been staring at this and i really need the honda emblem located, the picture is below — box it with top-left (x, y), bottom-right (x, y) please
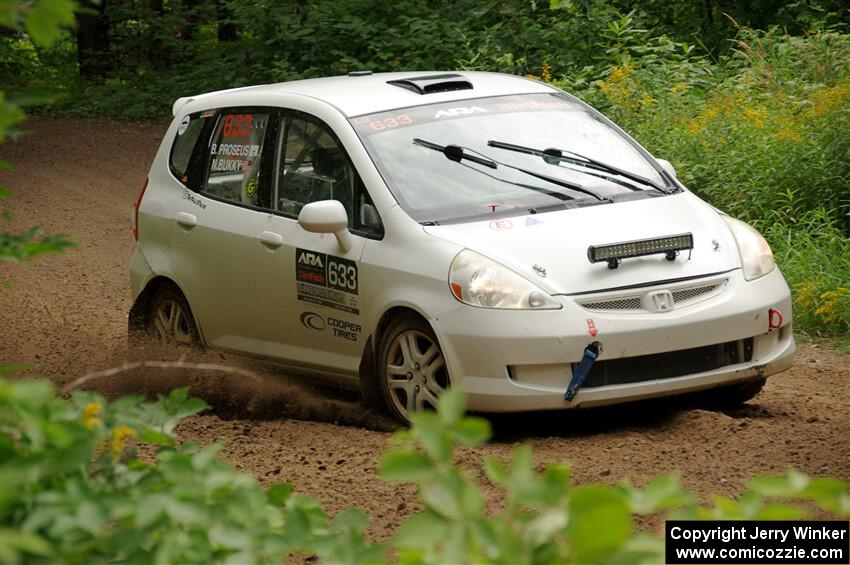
top-left (648, 290), bottom-right (674, 312)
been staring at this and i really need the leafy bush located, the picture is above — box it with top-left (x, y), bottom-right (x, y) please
top-left (380, 389), bottom-right (850, 564)
top-left (557, 27), bottom-right (850, 338)
top-left (3, 379), bottom-right (848, 564)
top-left (0, 379), bottom-right (380, 564)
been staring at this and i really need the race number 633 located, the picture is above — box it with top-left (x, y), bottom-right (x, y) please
top-left (327, 258), bottom-right (358, 293)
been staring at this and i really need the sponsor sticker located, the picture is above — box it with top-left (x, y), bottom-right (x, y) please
top-left (245, 178), bottom-right (257, 199)
top-left (210, 143), bottom-right (260, 157)
top-left (177, 115), bottom-right (190, 135)
top-left (434, 106), bottom-right (489, 119)
top-left (295, 248), bottom-right (359, 314)
top-left (299, 311), bottom-right (326, 330)
top-left (182, 190), bottom-right (207, 210)
top-left (489, 219), bottom-right (513, 231)
top-left (299, 311), bottom-right (361, 342)
top-left (210, 158), bottom-right (246, 173)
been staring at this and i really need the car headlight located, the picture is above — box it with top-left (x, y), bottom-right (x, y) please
top-left (722, 216), bottom-right (775, 281)
top-left (449, 249), bottom-right (561, 309)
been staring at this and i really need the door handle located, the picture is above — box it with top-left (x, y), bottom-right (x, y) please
top-left (260, 231), bottom-right (283, 248)
top-left (176, 212), bottom-right (197, 228)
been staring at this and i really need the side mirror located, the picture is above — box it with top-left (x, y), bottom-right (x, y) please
top-left (298, 200), bottom-right (353, 252)
top-left (656, 158), bottom-right (677, 180)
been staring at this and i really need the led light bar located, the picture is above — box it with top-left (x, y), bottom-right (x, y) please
top-left (588, 233), bottom-right (693, 269)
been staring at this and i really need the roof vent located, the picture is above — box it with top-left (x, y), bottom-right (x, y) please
top-left (387, 73), bottom-right (473, 95)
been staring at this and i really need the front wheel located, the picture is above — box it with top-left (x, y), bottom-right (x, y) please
top-left (148, 286), bottom-right (200, 347)
top-left (378, 317), bottom-right (450, 424)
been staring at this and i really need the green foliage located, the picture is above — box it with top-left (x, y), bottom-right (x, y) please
top-left (0, 1), bottom-right (76, 43)
top-left (2, 380), bottom-right (848, 564)
top-left (3, 0), bottom-right (844, 119)
top-left (557, 27), bottom-right (850, 337)
top-left (0, 379), bottom-right (382, 564)
top-left (0, 1), bottom-right (77, 279)
top-left (0, 225), bottom-right (75, 264)
top-left (379, 389), bottom-right (849, 564)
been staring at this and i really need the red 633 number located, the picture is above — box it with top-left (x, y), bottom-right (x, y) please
top-left (368, 114), bottom-right (413, 131)
top-left (223, 114), bottom-right (253, 137)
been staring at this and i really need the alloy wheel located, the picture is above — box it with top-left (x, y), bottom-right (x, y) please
top-left (151, 299), bottom-right (194, 346)
top-left (385, 329), bottom-right (449, 421)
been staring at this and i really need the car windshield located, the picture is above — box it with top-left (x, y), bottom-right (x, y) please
top-left (350, 93), bottom-right (671, 224)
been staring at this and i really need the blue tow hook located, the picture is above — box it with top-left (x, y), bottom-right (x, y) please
top-left (565, 342), bottom-right (601, 401)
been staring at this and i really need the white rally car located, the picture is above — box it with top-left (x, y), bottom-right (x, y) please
top-left (129, 71), bottom-right (795, 423)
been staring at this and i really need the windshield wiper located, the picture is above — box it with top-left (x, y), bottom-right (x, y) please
top-left (487, 140), bottom-right (668, 193)
top-left (413, 138), bottom-right (497, 169)
top-left (414, 139), bottom-right (573, 202)
top-left (413, 138), bottom-right (606, 201)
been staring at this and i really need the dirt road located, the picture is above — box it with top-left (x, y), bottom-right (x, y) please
top-left (2, 117), bottom-right (848, 539)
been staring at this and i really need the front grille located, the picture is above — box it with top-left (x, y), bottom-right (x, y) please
top-left (582, 297), bottom-right (642, 311)
top-left (580, 280), bottom-right (726, 312)
top-left (672, 283), bottom-right (717, 303)
top-left (580, 338), bottom-right (754, 388)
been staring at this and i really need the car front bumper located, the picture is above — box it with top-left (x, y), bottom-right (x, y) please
top-left (431, 267), bottom-right (795, 413)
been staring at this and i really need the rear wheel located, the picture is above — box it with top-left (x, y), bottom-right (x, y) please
top-left (378, 317), bottom-right (450, 424)
top-left (148, 286), bottom-right (200, 347)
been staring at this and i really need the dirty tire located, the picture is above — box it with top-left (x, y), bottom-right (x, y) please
top-left (378, 317), bottom-right (449, 425)
top-left (705, 378), bottom-right (766, 408)
top-left (148, 285), bottom-right (201, 348)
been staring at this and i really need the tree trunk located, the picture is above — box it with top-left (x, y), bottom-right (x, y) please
top-left (703, 0), bottom-right (714, 30)
top-left (75, 0), bottom-right (110, 78)
top-left (148, 0), bottom-right (168, 70)
top-left (217, 0), bottom-right (238, 41)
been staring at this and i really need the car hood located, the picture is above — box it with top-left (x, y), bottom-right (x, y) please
top-left (423, 193), bottom-right (741, 295)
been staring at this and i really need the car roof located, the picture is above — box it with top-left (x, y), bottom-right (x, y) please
top-left (173, 71), bottom-right (559, 118)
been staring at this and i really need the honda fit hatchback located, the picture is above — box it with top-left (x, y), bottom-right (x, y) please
top-left (129, 71), bottom-right (795, 423)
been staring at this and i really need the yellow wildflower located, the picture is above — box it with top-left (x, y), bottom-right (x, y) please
top-left (83, 403), bottom-right (103, 429)
top-left (681, 117), bottom-right (702, 134)
top-left (608, 64), bottom-right (630, 84)
top-left (743, 106), bottom-right (767, 129)
top-left (703, 105), bottom-right (720, 121)
top-left (816, 288), bottom-right (849, 325)
top-left (774, 127), bottom-right (802, 143)
top-left (111, 426), bottom-right (136, 461)
top-left (541, 61), bottom-right (553, 83)
top-left (809, 80), bottom-right (850, 117)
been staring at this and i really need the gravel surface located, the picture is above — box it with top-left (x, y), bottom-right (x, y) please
top-left (2, 116), bottom-right (848, 541)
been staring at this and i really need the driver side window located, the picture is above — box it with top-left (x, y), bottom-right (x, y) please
top-left (276, 116), bottom-right (353, 217)
top-left (275, 113), bottom-right (381, 236)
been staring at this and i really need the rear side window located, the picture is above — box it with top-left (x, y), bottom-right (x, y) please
top-left (206, 111), bottom-right (271, 207)
top-left (169, 112), bottom-right (214, 188)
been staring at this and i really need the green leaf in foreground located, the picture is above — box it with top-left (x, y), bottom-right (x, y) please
top-left (568, 484), bottom-right (632, 563)
top-left (379, 450), bottom-right (433, 481)
top-left (24, 0), bottom-right (77, 47)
